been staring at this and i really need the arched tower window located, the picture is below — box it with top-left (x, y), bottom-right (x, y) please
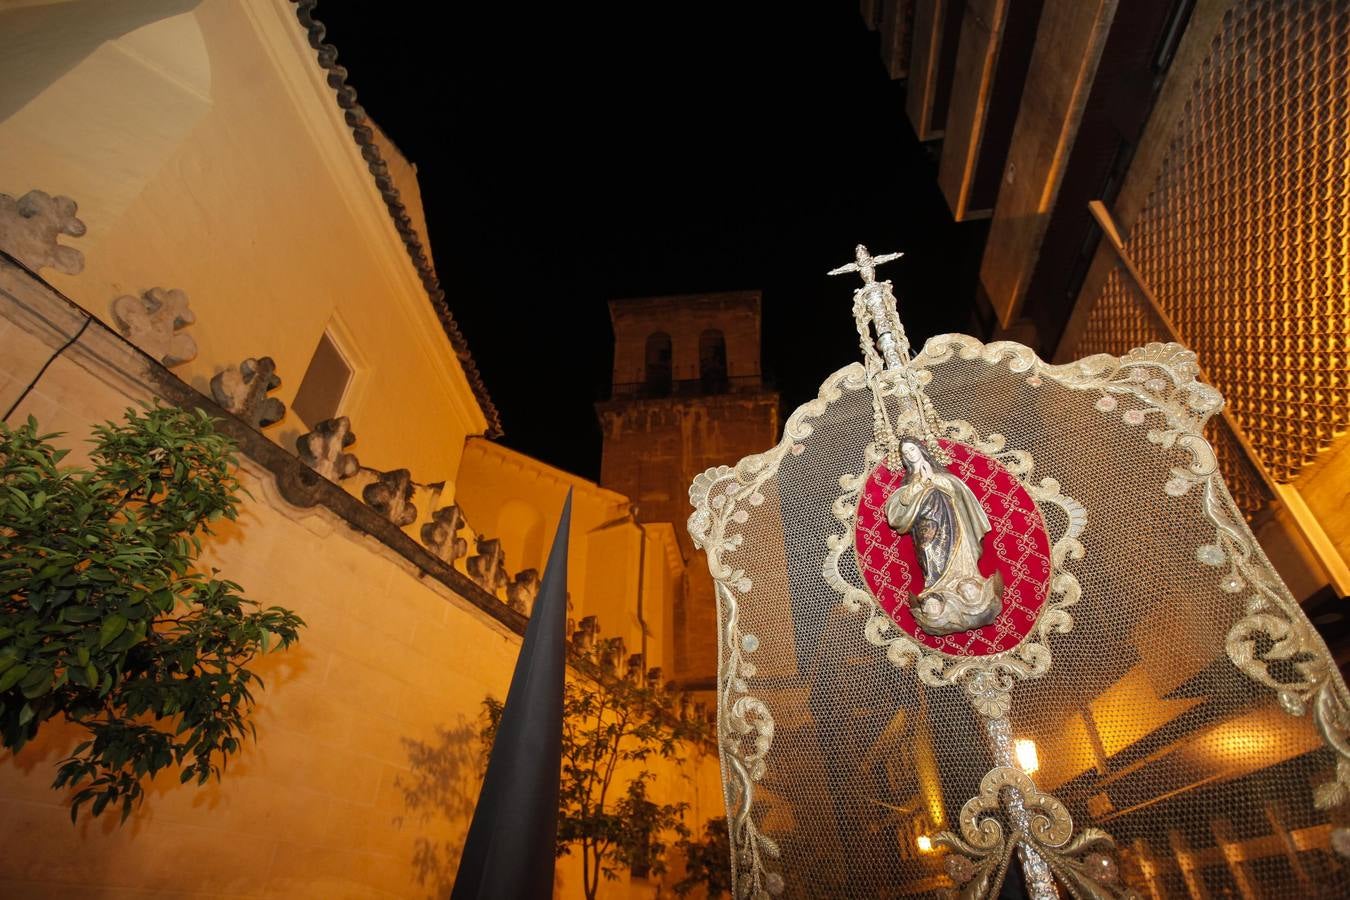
top-left (699, 329), bottom-right (728, 394)
top-left (645, 331), bottom-right (672, 397)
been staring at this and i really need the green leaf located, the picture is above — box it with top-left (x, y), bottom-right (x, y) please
top-left (1, 405), bottom-right (304, 827)
top-left (98, 614), bottom-right (127, 648)
top-left (106, 629), bottom-right (143, 653)
top-left (20, 665), bottom-right (52, 698)
top-left (0, 663), bottom-right (29, 692)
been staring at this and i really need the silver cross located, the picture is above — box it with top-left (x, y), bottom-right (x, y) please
top-left (827, 243), bottom-right (904, 284)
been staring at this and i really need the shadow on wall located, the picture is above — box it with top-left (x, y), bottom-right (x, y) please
top-left (0, 0), bottom-right (205, 122)
top-left (394, 717), bottom-right (484, 898)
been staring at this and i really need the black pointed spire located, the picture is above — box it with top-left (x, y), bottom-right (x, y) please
top-left (451, 490), bottom-right (571, 899)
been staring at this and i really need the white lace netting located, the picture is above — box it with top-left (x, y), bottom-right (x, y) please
top-left (688, 335), bottom-right (1350, 899)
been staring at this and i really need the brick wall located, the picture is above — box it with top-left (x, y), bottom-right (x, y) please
top-left (599, 391), bottom-right (779, 688)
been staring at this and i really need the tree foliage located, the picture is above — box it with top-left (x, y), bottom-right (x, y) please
top-left (481, 650), bottom-right (704, 900)
top-left (675, 816), bottom-right (733, 898)
top-left (0, 405), bottom-right (303, 822)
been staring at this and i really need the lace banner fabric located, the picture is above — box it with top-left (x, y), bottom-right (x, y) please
top-left (688, 336), bottom-right (1350, 899)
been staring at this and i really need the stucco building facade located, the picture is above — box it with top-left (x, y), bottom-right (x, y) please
top-left (0, 1), bottom-right (721, 896)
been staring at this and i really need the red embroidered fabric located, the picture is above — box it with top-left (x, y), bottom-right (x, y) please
top-left (854, 440), bottom-right (1051, 656)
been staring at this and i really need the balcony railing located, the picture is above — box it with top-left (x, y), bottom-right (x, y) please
top-left (607, 374), bottom-right (768, 401)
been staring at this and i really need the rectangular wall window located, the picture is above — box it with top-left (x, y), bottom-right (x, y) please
top-left (292, 330), bottom-right (353, 427)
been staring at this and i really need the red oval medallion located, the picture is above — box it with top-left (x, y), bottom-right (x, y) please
top-left (854, 440), bottom-right (1051, 656)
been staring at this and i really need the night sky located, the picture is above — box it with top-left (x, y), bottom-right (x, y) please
top-left (313, 3), bottom-right (988, 481)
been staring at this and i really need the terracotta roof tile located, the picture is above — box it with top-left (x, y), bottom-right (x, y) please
top-left (291, 0), bottom-right (503, 437)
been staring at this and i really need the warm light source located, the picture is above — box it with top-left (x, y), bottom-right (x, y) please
top-left (916, 834), bottom-right (933, 853)
top-left (1014, 738), bottom-right (1040, 774)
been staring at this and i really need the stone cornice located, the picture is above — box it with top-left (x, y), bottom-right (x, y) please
top-left (0, 253), bottom-right (521, 638)
top-left (462, 436), bottom-right (632, 509)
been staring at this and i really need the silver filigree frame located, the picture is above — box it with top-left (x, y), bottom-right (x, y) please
top-left (821, 367), bottom-right (1087, 719)
top-left (919, 336), bottom-right (1350, 808)
top-left (935, 766), bottom-right (1141, 900)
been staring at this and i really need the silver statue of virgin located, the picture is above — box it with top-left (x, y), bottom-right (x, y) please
top-left (885, 438), bottom-right (1004, 635)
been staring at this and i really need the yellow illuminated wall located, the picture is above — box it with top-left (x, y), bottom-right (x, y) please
top-left (0, 0), bottom-right (490, 486)
top-left (454, 437), bottom-right (686, 679)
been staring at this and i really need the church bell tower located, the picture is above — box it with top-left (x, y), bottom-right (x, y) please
top-left (596, 291), bottom-right (780, 690)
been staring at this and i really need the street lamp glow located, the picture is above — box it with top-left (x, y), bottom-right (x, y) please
top-left (1014, 738), bottom-right (1040, 775)
top-left (917, 834), bottom-right (933, 853)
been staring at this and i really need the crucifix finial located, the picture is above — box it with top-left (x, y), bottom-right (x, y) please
top-left (827, 243), bottom-right (903, 284)
top-left (830, 241), bottom-right (910, 373)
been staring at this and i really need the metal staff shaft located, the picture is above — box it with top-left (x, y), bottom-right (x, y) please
top-left (986, 716), bottom-right (1059, 900)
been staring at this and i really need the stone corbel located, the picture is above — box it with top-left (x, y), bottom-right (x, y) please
top-left (296, 417), bottom-right (360, 482)
top-left (466, 536), bottom-right (509, 594)
top-left (422, 504), bottom-right (470, 564)
top-left (362, 468), bottom-right (417, 527)
top-left (211, 357), bottom-right (286, 429)
top-left (0, 190), bottom-right (86, 275)
top-left (110, 287), bottom-right (197, 367)
top-left (505, 568), bottom-right (540, 615)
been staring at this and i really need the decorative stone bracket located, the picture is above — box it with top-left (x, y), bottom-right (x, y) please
top-left (296, 417), bottom-right (359, 482)
top-left (0, 189), bottom-right (86, 275)
top-left (362, 468), bottom-right (417, 527)
top-left (211, 357), bottom-right (285, 429)
top-left (505, 568), bottom-right (540, 615)
top-left (571, 615), bottom-right (600, 657)
top-left (598, 636), bottom-right (627, 676)
top-left (467, 536), bottom-right (509, 594)
top-left (421, 504), bottom-right (470, 564)
top-left (645, 666), bottom-right (664, 692)
top-left (110, 287), bottom-right (197, 367)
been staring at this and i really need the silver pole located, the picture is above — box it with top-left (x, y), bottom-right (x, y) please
top-left (986, 716), bottom-right (1059, 899)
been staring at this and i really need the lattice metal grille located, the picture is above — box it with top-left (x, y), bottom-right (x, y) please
top-left (1075, 0), bottom-right (1350, 495)
top-left (1205, 412), bottom-right (1274, 521)
top-left (1077, 269), bottom-right (1167, 359)
top-left (1078, 272), bottom-right (1274, 519)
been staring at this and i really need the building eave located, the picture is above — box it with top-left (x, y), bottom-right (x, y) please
top-left (462, 436), bottom-right (633, 509)
top-left (290, 0), bottom-right (503, 437)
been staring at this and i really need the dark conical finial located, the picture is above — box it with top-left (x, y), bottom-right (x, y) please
top-left (451, 489), bottom-right (572, 899)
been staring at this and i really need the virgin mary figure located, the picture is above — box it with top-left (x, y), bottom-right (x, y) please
top-left (884, 439), bottom-right (1004, 635)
